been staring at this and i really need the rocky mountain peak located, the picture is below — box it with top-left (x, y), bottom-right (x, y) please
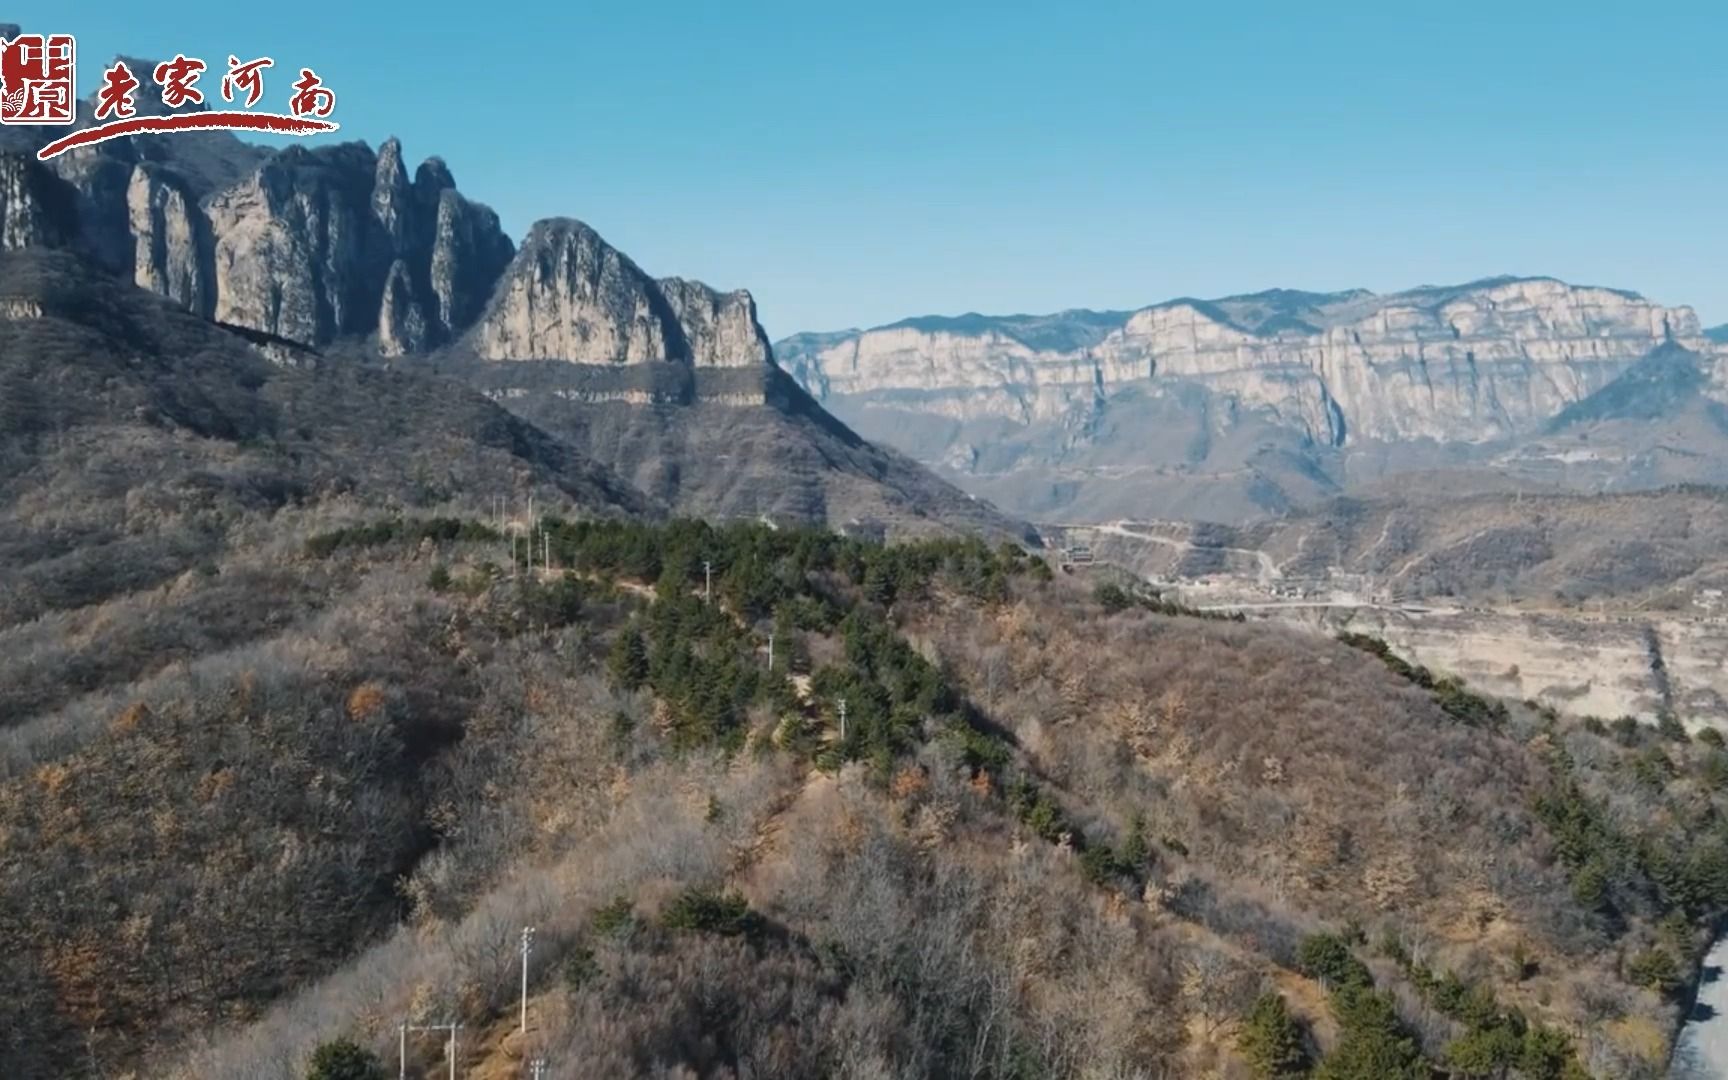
top-left (468, 217), bottom-right (773, 371)
top-left (413, 156), bottom-right (456, 197)
top-left (17, 118), bottom-right (773, 377)
top-left (21, 122), bottom-right (516, 353)
top-left (470, 217), bottom-right (677, 364)
top-left (371, 136), bottom-right (412, 248)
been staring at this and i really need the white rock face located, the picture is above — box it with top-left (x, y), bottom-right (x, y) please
top-left (127, 164), bottom-right (208, 314)
top-left (658, 277), bottom-right (772, 368)
top-left (206, 148), bottom-right (368, 344)
top-left (469, 218), bottom-right (773, 371)
top-left (471, 218), bottom-right (674, 364)
top-left (32, 134), bottom-right (515, 351)
top-left (423, 184), bottom-right (514, 345)
top-left (782, 279), bottom-right (1707, 445)
top-left (9, 136), bottom-right (768, 380)
top-left (378, 258), bottom-right (426, 356)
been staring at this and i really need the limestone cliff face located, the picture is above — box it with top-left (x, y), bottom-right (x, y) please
top-left (378, 259), bottom-right (427, 356)
top-left (126, 164), bottom-right (209, 313)
top-left (468, 218), bottom-right (773, 371)
top-left (34, 128), bottom-right (514, 352)
top-left (16, 118), bottom-right (773, 383)
top-left (204, 144), bottom-right (376, 343)
top-left (0, 155), bottom-right (73, 251)
top-left (781, 278), bottom-right (1707, 446)
top-left (658, 277), bottom-right (773, 368)
top-left (199, 140), bottom-right (515, 349)
top-left (471, 218), bottom-right (676, 363)
top-left (417, 162), bottom-right (515, 352)
top-left (6, 76), bottom-right (763, 375)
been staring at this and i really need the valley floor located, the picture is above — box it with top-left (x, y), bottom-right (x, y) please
top-left (1672, 933), bottom-right (1728, 1078)
top-left (1049, 517), bottom-right (1728, 729)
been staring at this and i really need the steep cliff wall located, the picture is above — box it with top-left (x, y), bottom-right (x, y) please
top-left (28, 124), bottom-right (776, 386)
top-left (43, 134), bottom-right (516, 351)
top-left (780, 279), bottom-right (1707, 446)
top-left (0, 92), bottom-right (1007, 539)
top-left (466, 218), bottom-right (773, 375)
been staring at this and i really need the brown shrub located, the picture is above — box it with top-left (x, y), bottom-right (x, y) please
top-left (345, 682), bottom-right (388, 722)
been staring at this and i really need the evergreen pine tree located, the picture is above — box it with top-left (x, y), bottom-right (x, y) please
top-left (1118, 812), bottom-right (1150, 873)
top-left (1237, 992), bottom-right (1309, 1078)
top-left (607, 625), bottom-right (649, 690)
top-left (863, 560), bottom-right (896, 607)
top-left (306, 1038), bottom-right (385, 1080)
top-left (1315, 989), bottom-right (1423, 1080)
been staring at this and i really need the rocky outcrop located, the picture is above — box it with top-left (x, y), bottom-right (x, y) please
top-left (31, 127), bottom-right (514, 351)
top-left (127, 164), bottom-right (210, 313)
top-left (199, 140), bottom-right (517, 348)
top-left (368, 141), bottom-right (513, 355)
top-left (11, 89), bottom-right (757, 373)
top-left (204, 144), bottom-right (375, 343)
top-left (0, 154), bottom-right (74, 251)
top-left (378, 258), bottom-right (427, 355)
top-left (14, 116), bottom-right (775, 380)
top-left (780, 278), bottom-right (1707, 446)
top-left (0, 51), bottom-right (1028, 542)
top-left (658, 278), bottom-right (773, 368)
top-left (468, 219), bottom-right (774, 372)
top-left (410, 155), bottom-right (514, 351)
top-left (370, 138), bottom-right (413, 252)
top-left (471, 218), bottom-right (678, 364)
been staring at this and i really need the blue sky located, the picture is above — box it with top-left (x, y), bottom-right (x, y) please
top-left (13, 1), bottom-right (1728, 336)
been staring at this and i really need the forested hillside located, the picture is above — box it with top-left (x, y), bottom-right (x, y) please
top-left (6, 516), bottom-right (1702, 1079)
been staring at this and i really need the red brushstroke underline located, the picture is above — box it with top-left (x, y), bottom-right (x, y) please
top-left (36, 111), bottom-right (339, 160)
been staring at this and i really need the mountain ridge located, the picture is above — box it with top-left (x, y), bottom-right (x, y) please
top-left (0, 58), bottom-right (1030, 541)
top-left (799, 274), bottom-right (1653, 344)
top-left (773, 276), bottom-right (1718, 523)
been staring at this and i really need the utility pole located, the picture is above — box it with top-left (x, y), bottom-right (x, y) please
top-left (520, 925), bottom-right (536, 1034)
top-left (766, 631), bottom-right (774, 673)
top-left (703, 560), bottom-right (713, 604)
top-left (405, 1020), bottom-right (459, 1080)
top-left (398, 1021), bottom-right (406, 1080)
top-left (543, 532), bottom-right (551, 573)
top-left (837, 697), bottom-right (847, 742)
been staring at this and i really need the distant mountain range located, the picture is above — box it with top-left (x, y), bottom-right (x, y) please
top-left (777, 281), bottom-right (1728, 522)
